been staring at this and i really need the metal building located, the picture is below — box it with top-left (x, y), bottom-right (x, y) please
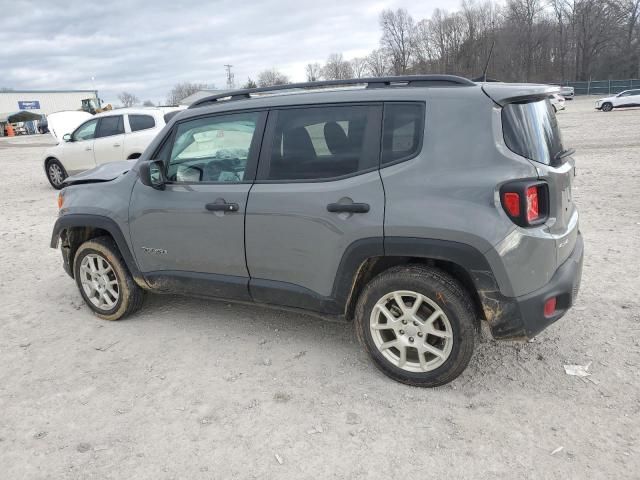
top-left (0, 90), bottom-right (98, 115)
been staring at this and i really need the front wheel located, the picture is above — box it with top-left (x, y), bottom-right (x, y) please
top-left (73, 236), bottom-right (144, 320)
top-left (601, 102), bottom-right (613, 112)
top-left (46, 158), bottom-right (67, 189)
top-left (355, 265), bottom-right (476, 387)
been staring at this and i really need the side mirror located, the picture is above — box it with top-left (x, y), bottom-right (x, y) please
top-left (138, 160), bottom-right (166, 190)
top-left (63, 133), bottom-right (72, 142)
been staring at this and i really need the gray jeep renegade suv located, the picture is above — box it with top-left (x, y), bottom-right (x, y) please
top-left (51, 75), bottom-right (583, 387)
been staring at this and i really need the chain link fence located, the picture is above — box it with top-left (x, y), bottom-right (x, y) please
top-left (559, 79), bottom-right (640, 96)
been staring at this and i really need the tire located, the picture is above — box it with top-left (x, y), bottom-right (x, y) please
top-left (601, 102), bottom-right (613, 112)
top-left (355, 265), bottom-right (476, 387)
top-left (45, 158), bottom-right (67, 189)
top-left (73, 236), bottom-right (144, 321)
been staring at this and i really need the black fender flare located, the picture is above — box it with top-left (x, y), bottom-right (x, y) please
top-left (332, 236), bottom-right (503, 304)
top-left (50, 214), bottom-right (148, 287)
top-left (331, 236), bottom-right (522, 337)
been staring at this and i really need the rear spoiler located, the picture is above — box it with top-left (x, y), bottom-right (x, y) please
top-left (481, 83), bottom-right (561, 107)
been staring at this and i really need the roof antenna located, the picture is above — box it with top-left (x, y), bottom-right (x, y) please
top-left (482, 40), bottom-right (495, 82)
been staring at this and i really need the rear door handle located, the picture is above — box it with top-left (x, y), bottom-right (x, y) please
top-left (206, 202), bottom-right (239, 212)
top-left (113, 143), bottom-right (121, 147)
top-left (327, 202), bottom-right (370, 213)
top-left (85, 147), bottom-right (92, 151)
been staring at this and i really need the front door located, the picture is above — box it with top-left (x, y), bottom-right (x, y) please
top-left (129, 110), bottom-right (266, 300)
top-left (94, 115), bottom-right (125, 164)
top-left (64, 118), bottom-right (98, 174)
top-left (245, 104), bottom-right (385, 313)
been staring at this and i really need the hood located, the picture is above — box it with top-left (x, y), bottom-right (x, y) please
top-left (63, 160), bottom-right (137, 186)
top-left (47, 111), bottom-right (92, 142)
top-left (481, 83), bottom-right (560, 106)
top-left (596, 95), bottom-right (615, 103)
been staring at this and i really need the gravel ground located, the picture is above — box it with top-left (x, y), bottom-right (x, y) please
top-left (1, 97), bottom-right (639, 479)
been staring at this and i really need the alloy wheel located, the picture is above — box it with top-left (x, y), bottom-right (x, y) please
top-left (48, 163), bottom-right (64, 186)
top-left (369, 290), bottom-right (453, 373)
top-left (79, 254), bottom-right (120, 311)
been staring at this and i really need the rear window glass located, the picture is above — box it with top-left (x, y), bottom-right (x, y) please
top-left (502, 99), bottom-right (564, 165)
top-left (129, 114), bottom-right (155, 132)
top-left (382, 103), bottom-right (424, 165)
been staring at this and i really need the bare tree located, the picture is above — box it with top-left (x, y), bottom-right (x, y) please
top-left (257, 69), bottom-right (290, 87)
top-left (305, 63), bottom-right (322, 81)
top-left (118, 91), bottom-right (139, 107)
top-left (166, 82), bottom-right (208, 105)
top-left (366, 49), bottom-right (391, 76)
top-left (380, 8), bottom-right (416, 74)
top-left (350, 57), bottom-right (369, 78)
top-left (142, 100), bottom-right (155, 107)
top-left (321, 53), bottom-right (354, 79)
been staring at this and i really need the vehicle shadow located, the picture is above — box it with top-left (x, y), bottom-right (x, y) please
top-left (124, 290), bottom-right (567, 392)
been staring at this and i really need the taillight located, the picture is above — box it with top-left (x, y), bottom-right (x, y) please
top-left (500, 181), bottom-right (548, 227)
top-left (503, 192), bottom-right (520, 217)
top-left (544, 297), bottom-right (557, 317)
top-left (526, 186), bottom-right (540, 222)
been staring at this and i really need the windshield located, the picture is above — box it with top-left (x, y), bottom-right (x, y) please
top-left (502, 99), bottom-right (564, 165)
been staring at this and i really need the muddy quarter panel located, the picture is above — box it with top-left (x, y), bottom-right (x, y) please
top-left (381, 87), bottom-right (560, 298)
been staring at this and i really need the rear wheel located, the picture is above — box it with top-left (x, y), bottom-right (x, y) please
top-left (601, 102), bottom-right (613, 112)
top-left (46, 158), bottom-right (67, 189)
top-left (73, 236), bottom-right (144, 320)
top-left (355, 265), bottom-right (476, 387)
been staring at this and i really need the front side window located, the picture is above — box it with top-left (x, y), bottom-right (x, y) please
top-left (96, 115), bottom-right (124, 138)
top-left (73, 119), bottom-right (98, 141)
top-left (502, 99), bottom-right (564, 165)
top-left (129, 114), bottom-right (155, 132)
top-left (166, 112), bottom-right (260, 183)
top-left (265, 105), bottom-right (378, 181)
top-left (381, 103), bottom-right (425, 165)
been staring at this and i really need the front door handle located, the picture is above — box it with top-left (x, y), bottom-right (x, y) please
top-left (113, 143), bottom-right (121, 147)
top-left (85, 147), bottom-right (92, 151)
top-left (327, 202), bottom-right (370, 213)
top-left (206, 202), bottom-right (239, 212)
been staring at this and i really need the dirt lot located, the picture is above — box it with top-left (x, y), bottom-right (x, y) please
top-left (1, 97), bottom-right (639, 479)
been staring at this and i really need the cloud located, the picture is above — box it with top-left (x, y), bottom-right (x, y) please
top-left (1, 0), bottom-right (456, 103)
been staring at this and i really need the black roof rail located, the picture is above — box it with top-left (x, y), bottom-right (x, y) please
top-left (188, 75), bottom-right (475, 109)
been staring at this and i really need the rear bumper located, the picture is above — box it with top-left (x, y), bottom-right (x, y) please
top-left (486, 232), bottom-right (584, 339)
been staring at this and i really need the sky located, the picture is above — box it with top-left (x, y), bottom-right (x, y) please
top-left (1, 0), bottom-right (462, 105)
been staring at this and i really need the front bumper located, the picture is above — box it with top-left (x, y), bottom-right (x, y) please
top-left (485, 232), bottom-right (584, 340)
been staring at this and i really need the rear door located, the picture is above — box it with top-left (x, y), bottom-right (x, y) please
top-left (94, 115), bottom-right (125, 164)
top-left (129, 110), bottom-right (266, 299)
top-left (125, 113), bottom-right (158, 157)
top-left (245, 104), bottom-right (384, 312)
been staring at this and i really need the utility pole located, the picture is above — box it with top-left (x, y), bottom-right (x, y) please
top-left (224, 64), bottom-right (235, 89)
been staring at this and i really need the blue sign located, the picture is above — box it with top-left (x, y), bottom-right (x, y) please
top-left (18, 100), bottom-right (41, 110)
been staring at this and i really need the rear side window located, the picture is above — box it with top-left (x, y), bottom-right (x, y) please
top-left (264, 105), bottom-right (379, 181)
top-left (502, 99), bottom-right (564, 165)
top-left (382, 103), bottom-right (425, 165)
top-left (129, 114), bottom-right (155, 132)
top-left (96, 115), bottom-right (124, 138)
